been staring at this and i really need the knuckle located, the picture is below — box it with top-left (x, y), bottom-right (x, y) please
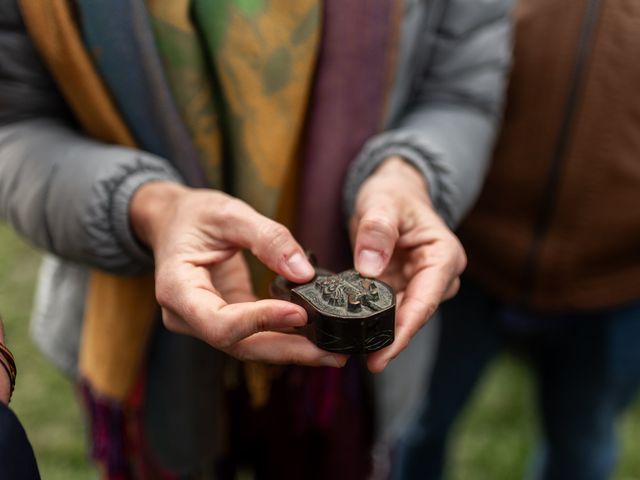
top-left (448, 235), bottom-right (467, 274)
top-left (180, 296), bottom-right (200, 322)
top-left (215, 196), bottom-right (245, 226)
top-left (161, 309), bottom-right (182, 333)
top-left (155, 280), bottom-right (172, 308)
top-left (359, 213), bottom-right (398, 241)
top-left (441, 234), bottom-right (466, 274)
top-left (250, 302), bottom-right (277, 334)
top-left (206, 321), bottom-right (231, 348)
top-left (257, 222), bottom-right (293, 256)
top-left (253, 310), bottom-right (269, 334)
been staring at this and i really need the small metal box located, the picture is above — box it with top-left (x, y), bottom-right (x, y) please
top-left (270, 269), bottom-right (395, 354)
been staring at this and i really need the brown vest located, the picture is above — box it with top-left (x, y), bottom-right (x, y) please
top-left (460, 0), bottom-right (640, 311)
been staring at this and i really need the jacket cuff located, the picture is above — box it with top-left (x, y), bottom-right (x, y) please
top-left (108, 161), bottom-right (182, 271)
top-left (343, 130), bottom-right (444, 223)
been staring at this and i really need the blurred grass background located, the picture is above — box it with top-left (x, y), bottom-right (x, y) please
top-left (1, 221), bottom-right (639, 479)
top-left (0, 223), bottom-right (97, 480)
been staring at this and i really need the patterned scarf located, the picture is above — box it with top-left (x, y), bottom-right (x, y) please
top-left (19, 0), bottom-right (401, 477)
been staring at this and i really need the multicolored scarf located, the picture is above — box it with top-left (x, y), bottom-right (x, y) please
top-left (19, 0), bottom-right (401, 477)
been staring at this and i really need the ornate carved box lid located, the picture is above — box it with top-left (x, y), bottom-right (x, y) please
top-left (271, 269), bottom-right (395, 354)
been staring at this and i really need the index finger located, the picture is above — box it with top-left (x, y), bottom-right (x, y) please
top-left (216, 200), bottom-right (315, 283)
top-left (366, 263), bottom-right (457, 373)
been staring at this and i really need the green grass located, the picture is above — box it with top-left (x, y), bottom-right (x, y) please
top-left (0, 223), bottom-right (97, 480)
top-left (1, 222), bottom-right (639, 479)
top-left (448, 358), bottom-right (536, 480)
top-left (445, 351), bottom-right (640, 480)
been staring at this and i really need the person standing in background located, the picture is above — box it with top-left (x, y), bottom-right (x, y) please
top-left (394, 0), bottom-right (640, 479)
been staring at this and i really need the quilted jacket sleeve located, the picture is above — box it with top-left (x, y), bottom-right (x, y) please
top-left (345, 0), bottom-right (514, 228)
top-left (0, 0), bottom-right (182, 274)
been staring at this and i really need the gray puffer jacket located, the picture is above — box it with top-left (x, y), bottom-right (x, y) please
top-left (0, 0), bottom-right (512, 395)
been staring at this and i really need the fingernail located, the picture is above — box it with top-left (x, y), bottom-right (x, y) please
top-left (358, 249), bottom-right (384, 277)
top-left (322, 354), bottom-right (347, 368)
top-left (284, 311), bottom-right (306, 326)
top-left (286, 252), bottom-right (315, 279)
top-left (369, 358), bottom-right (390, 373)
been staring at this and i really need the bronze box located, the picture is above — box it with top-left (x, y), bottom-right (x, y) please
top-left (270, 269), bottom-right (395, 354)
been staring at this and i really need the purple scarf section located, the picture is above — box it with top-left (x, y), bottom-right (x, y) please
top-left (296, 0), bottom-right (401, 271)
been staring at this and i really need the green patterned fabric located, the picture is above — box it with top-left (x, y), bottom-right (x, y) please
top-left (147, 0), bottom-right (320, 218)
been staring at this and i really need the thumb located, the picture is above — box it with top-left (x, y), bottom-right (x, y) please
top-left (353, 208), bottom-right (399, 277)
top-left (214, 299), bottom-right (308, 346)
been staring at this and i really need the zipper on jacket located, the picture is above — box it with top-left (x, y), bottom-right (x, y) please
top-left (519, 0), bottom-right (603, 305)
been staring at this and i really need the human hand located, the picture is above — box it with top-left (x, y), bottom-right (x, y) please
top-left (130, 182), bottom-right (346, 367)
top-left (0, 317), bottom-right (11, 404)
top-left (350, 157), bottom-right (466, 373)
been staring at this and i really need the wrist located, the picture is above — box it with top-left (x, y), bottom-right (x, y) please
top-left (129, 181), bottom-right (189, 249)
top-left (374, 156), bottom-right (431, 203)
